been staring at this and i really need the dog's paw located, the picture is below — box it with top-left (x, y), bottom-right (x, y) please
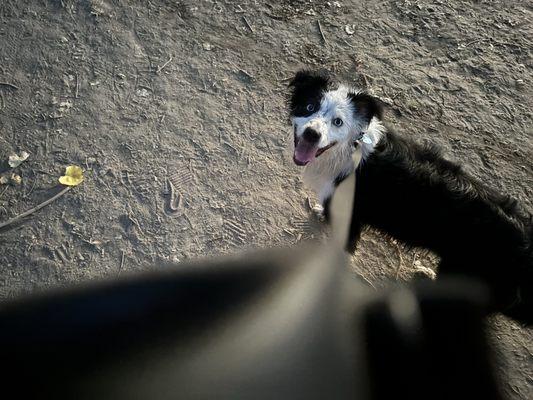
top-left (305, 196), bottom-right (325, 221)
top-left (412, 261), bottom-right (437, 281)
top-left (311, 204), bottom-right (325, 221)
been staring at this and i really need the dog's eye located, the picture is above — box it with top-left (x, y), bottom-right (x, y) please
top-left (306, 104), bottom-right (315, 112)
top-left (333, 118), bottom-right (343, 127)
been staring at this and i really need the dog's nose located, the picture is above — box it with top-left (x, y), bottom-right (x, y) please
top-left (303, 127), bottom-right (321, 143)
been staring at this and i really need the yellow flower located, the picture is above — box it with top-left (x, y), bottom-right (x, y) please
top-left (59, 165), bottom-right (84, 186)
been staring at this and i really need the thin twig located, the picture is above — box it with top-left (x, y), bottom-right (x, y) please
top-left (356, 271), bottom-right (376, 289)
top-left (223, 141), bottom-right (239, 153)
top-left (22, 178), bottom-right (37, 199)
top-left (277, 76), bottom-right (293, 83)
top-left (156, 56), bottom-right (173, 74)
top-left (317, 20), bottom-right (327, 44)
top-left (262, 137), bottom-right (274, 156)
top-left (242, 16), bottom-right (254, 33)
top-left (119, 250), bottom-right (125, 275)
top-left (464, 38), bottom-right (489, 47)
top-left (0, 186), bottom-right (72, 231)
top-left (0, 82), bottom-right (19, 90)
top-left (393, 241), bottom-right (405, 279)
top-left (184, 213), bottom-right (194, 229)
top-left (306, 196), bottom-right (314, 211)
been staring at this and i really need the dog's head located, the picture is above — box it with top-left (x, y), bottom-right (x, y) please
top-left (288, 70), bottom-right (383, 166)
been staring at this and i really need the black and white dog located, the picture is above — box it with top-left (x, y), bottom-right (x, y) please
top-left (289, 70), bottom-right (532, 323)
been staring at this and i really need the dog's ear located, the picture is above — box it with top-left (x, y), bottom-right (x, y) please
top-left (349, 92), bottom-right (384, 125)
top-left (289, 69), bottom-right (329, 89)
top-left (289, 70), bottom-right (313, 88)
top-left (288, 70), bottom-right (330, 116)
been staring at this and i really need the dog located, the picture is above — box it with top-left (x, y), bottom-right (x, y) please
top-left (288, 69), bottom-right (532, 324)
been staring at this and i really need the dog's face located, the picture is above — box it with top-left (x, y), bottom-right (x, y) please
top-left (288, 70), bottom-right (382, 166)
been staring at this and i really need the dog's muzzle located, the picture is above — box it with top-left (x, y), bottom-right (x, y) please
top-left (293, 133), bottom-right (337, 166)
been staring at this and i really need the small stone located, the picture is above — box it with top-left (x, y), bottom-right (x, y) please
top-left (345, 24), bottom-right (356, 35)
top-left (58, 100), bottom-right (73, 113)
top-left (136, 88), bottom-right (150, 97)
top-left (202, 42), bottom-right (213, 51)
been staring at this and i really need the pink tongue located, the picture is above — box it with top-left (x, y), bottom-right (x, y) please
top-left (294, 141), bottom-right (318, 163)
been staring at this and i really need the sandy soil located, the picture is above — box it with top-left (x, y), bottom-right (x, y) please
top-left (0, 0), bottom-right (531, 398)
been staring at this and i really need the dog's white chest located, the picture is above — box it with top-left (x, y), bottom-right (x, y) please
top-left (302, 144), bottom-right (353, 204)
top-left (303, 169), bottom-right (336, 204)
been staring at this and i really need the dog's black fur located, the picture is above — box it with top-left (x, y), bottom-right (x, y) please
top-left (290, 71), bottom-right (533, 324)
top-left (349, 128), bottom-right (532, 323)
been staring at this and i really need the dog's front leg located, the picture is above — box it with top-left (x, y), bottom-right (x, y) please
top-left (323, 195), bottom-right (363, 254)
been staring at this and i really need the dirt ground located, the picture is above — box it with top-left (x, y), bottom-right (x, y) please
top-left (0, 0), bottom-right (531, 397)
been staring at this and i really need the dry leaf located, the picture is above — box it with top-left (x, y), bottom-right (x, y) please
top-left (59, 165), bottom-right (84, 186)
top-left (345, 24), bottom-right (355, 35)
top-left (8, 151), bottom-right (30, 168)
top-left (10, 173), bottom-right (22, 185)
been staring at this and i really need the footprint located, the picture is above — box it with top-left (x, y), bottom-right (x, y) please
top-left (290, 217), bottom-right (314, 234)
top-left (133, 177), bottom-right (153, 199)
top-left (167, 167), bottom-right (193, 192)
top-left (290, 215), bottom-right (324, 241)
top-left (120, 170), bottom-right (133, 186)
top-left (222, 218), bottom-right (247, 246)
top-left (14, 112), bottom-right (32, 130)
top-left (163, 166), bottom-right (193, 216)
